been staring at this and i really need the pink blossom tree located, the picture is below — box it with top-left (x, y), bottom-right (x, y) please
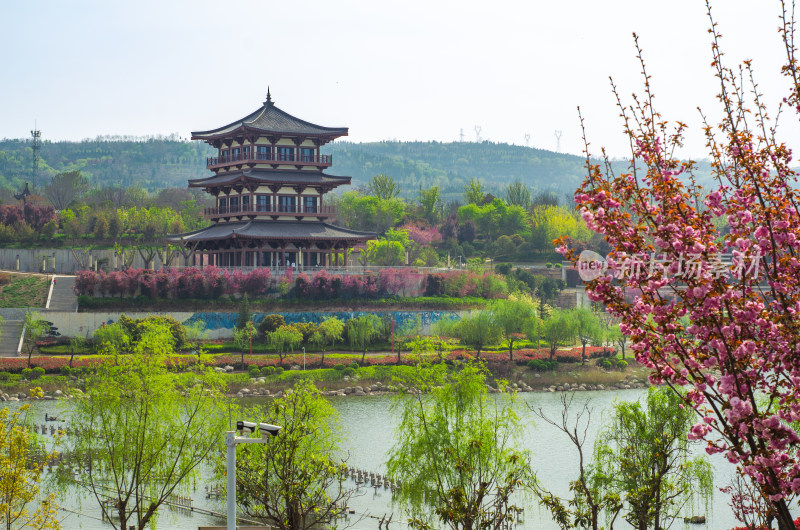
top-left (558, 5), bottom-right (800, 527)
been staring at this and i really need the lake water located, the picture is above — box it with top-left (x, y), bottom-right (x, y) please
top-left (18, 389), bottom-right (740, 529)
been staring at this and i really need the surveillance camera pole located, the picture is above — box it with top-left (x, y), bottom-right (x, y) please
top-left (225, 430), bottom-right (278, 530)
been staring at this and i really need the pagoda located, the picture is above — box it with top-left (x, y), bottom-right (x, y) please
top-left (170, 90), bottom-right (374, 268)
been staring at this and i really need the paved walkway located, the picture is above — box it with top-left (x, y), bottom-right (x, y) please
top-left (0, 318), bottom-right (22, 357)
top-left (45, 276), bottom-right (78, 312)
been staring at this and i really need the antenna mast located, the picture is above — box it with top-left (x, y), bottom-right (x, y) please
top-left (31, 125), bottom-right (42, 188)
top-left (459, 128), bottom-right (464, 142)
top-left (554, 130), bottom-right (562, 153)
top-left (474, 125), bottom-right (482, 143)
top-left (524, 133), bottom-right (530, 147)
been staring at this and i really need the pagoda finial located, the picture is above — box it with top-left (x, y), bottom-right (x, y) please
top-left (265, 87), bottom-right (273, 106)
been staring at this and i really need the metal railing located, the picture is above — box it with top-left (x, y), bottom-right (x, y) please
top-left (204, 204), bottom-right (335, 218)
top-left (206, 153), bottom-right (333, 168)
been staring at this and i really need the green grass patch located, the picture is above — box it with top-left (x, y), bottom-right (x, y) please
top-left (0, 273), bottom-right (49, 308)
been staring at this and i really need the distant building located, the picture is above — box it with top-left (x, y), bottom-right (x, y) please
top-left (169, 90), bottom-right (374, 267)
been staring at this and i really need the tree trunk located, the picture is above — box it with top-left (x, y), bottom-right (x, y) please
top-left (320, 350), bottom-right (326, 367)
top-left (508, 342), bottom-right (514, 361)
top-left (773, 498), bottom-right (795, 530)
top-left (581, 341), bottom-right (587, 365)
top-left (476, 346), bottom-right (481, 359)
top-left (362, 347), bottom-right (367, 365)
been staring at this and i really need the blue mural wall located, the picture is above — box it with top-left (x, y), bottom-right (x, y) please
top-left (184, 310), bottom-right (460, 331)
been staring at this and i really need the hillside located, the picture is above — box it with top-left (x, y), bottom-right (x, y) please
top-left (0, 137), bottom-right (715, 200)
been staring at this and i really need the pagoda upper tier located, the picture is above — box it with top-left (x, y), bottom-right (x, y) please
top-left (192, 90), bottom-right (348, 173)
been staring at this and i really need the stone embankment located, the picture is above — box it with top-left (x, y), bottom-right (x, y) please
top-left (1, 388), bottom-right (76, 402)
top-left (0, 374), bottom-right (650, 402)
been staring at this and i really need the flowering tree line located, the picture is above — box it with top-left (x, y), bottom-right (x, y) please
top-left (74, 266), bottom-right (510, 300)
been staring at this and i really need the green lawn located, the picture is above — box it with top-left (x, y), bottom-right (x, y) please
top-left (0, 273), bottom-right (49, 308)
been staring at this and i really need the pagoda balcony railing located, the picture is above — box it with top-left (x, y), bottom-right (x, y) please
top-left (205, 204), bottom-right (335, 219)
top-left (206, 153), bottom-right (333, 169)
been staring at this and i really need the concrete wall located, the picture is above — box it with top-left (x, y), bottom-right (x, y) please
top-left (0, 248), bottom-right (194, 274)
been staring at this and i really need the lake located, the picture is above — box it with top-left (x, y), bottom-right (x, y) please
top-left (17, 389), bottom-right (739, 529)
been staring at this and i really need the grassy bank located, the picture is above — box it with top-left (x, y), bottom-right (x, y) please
top-left (0, 272), bottom-right (49, 308)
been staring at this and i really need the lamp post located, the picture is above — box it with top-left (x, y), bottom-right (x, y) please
top-left (225, 421), bottom-right (281, 530)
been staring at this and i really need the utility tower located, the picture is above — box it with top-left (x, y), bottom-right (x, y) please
top-left (474, 125), bottom-right (482, 143)
top-left (554, 130), bottom-right (562, 153)
top-left (524, 133), bottom-right (530, 147)
top-left (459, 128), bottom-right (464, 142)
top-left (31, 126), bottom-right (42, 188)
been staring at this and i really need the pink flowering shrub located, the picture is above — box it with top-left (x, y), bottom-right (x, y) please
top-left (74, 266), bottom-right (271, 299)
top-left (424, 271), bottom-right (508, 298)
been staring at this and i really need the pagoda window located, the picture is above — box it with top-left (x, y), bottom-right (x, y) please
top-left (278, 195), bottom-right (296, 213)
top-left (300, 147), bottom-right (315, 162)
top-left (229, 196), bottom-right (240, 213)
top-left (302, 196), bottom-right (317, 213)
top-left (241, 195), bottom-right (250, 211)
top-left (218, 197), bottom-right (227, 214)
top-left (277, 146), bottom-right (295, 162)
top-left (232, 147), bottom-right (241, 161)
top-left (257, 145), bottom-right (270, 160)
top-left (243, 146), bottom-right (251, 160)
top-left (221, 149), bottom-right (229, 162)
top-left (256, 194), bottom-right (270, 212)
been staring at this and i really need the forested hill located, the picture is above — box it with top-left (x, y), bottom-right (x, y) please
top-left (325, 141), bottom-right (587, 198)
top-left (0, 136), bottom-right (213, 193)
top-left (0, 136), bottom-right (713, 199)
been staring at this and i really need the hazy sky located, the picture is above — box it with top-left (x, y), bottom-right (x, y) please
top-left (2, 0), bottom-right (797, 158)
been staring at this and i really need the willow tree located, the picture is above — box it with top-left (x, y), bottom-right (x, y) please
top-left (62, 355), bottom-right (227, 530)
top-left (234, 380), bottom-right (353, 530)
top-left (0, 389), bottom-right (60, 530)
top-left (387, 363), bottom-right (530, 530)
top-left (593, 388), bottom-right (713, 530)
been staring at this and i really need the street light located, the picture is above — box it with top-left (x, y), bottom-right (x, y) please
top-left (225, 421), bottom-right (282, 530)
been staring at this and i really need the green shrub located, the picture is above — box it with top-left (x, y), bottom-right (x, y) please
top-left (248, 365), bottom-right (261, 377)
top-left (258, 314), bottom-right (285, 335)
top-left (528, 359), bottom-right (557, 372)
top-left (261, 366), bottom-right (276, 376)
top-left (546, 262), bottom-right (553, 268)
top-left (60, 366), bottom-right (73, 376)
top-left (333, 364), bottom-right (346, 371)
top-left (495, 263), bottom-right (513, 276)
top-left (343, 367), bottom-right (356, 377)
top-left (349, 361), bottom-right (359, 370)
top-left (614, 359), bottom-right (628, 371)
top-left (21, 368), bottom-right (32, 379)
top-left (554, 263), bottom-right (562, 268)
top-left (0, 372), bottom-right (11, 381)
top-left (596, 358), bottom-right (613, 369)
top-left (31, 367), bottom-right (45, 379)
top-left (274, 367), bottom-right (284, 376)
